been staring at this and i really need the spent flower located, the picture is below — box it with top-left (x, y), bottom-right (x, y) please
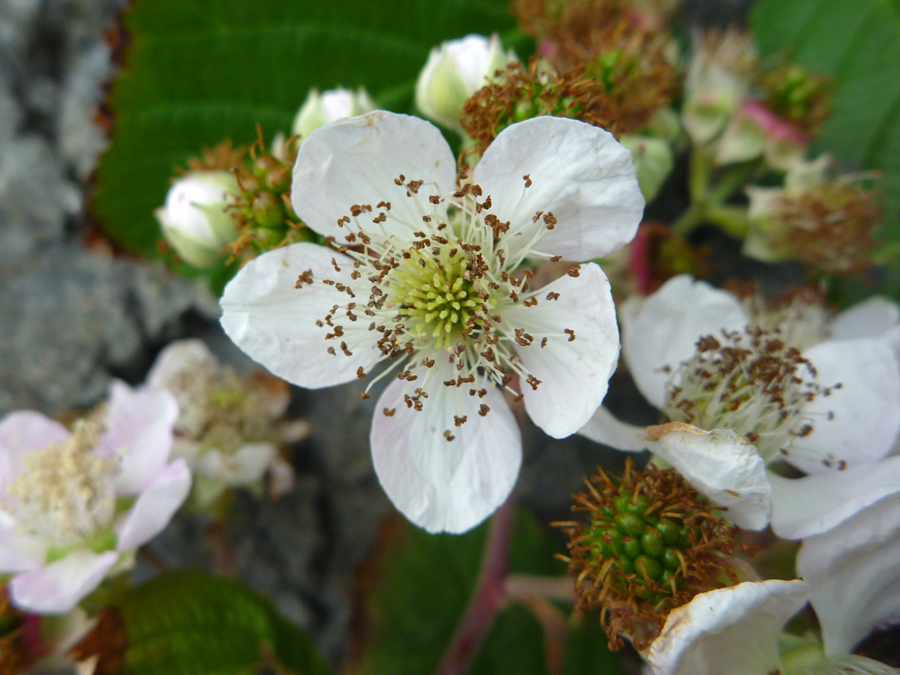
top-left (220, 111), bottom-right (644, 533)
top-left (744, 156), bottom-right (884, 275)
top-left (0, 382), bottom-right (190, 614)
top-left (557, 459), bottom-right (745, 650)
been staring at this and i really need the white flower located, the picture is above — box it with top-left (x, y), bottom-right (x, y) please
top-left (647, 578), bottom-right (899, 675)
top-left (648, 579), bottom-right (809, 675)
top-left (292, 87), bottom-right (377, 139)
top-left (798, 493), bottom-right (900, 662)
top-left (220, 111), bottom-right (644, 533)
top-left (155, 171), bottom-right (240, 268)
top-left (581, 275), bottom-right (900, 537)
top-left (146, 339), bottom-right (304, 507)
top-left (415, 34), bottom-right (514, 134)
top-left (0, 382), bottom-right (190, 614)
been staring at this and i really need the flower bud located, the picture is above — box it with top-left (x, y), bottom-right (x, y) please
top-left (682, 31), bottom-right (755, 145)
top-left (155, 171), bottom-right (240, 268)
top-left (415, 34), bottom-right (513, 134)
top-left (291, 87), bottom-right (376, 139)
top-left (620, 135), bottom-right (674, 201)
top-left (716, 100), bottom-right (808, 170)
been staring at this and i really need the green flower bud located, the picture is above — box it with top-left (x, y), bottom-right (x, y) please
top-left (415, 34), bottom-right (514, 134)
top-left (620, 135), bottom-right (674, 202)
top-left (291, 87), bottom-right (377, 139)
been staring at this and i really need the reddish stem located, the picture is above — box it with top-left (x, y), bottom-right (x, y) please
top-left (433, 497), bottom-right (516, 675)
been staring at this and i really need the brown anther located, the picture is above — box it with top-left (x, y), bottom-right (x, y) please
top-left (454, 415), bottom-right (468, 427)
top-left (565, 329), bottom-right (576, 342)
top-left (479, 404), bottom-right (491, 417)
top-left (383, 408), bottom-right (396, 417)
top-left (356, 366), bottom-right (366, 380)
top-left (295, 269), bottom-right (314, 288)
top-left (523, 174), bottom-right (532, 188)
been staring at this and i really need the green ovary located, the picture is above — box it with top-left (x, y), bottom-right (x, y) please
top-left (586, 490), bottom-right (691, 602)
top-left (390, 249), bottom-right (482, 348)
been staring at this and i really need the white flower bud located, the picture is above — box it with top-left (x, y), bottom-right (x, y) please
top-left (155, 171), bottom-right (240, 268)
top-left (291, 87), bottom-right (377, 139)
top-left (415, 34), bottom-right (513, 134)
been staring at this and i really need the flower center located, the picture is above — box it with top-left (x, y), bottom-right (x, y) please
top-left (663, 327), bottom-right (822, 461)
top-left (389, 242), bottom-right (486, 348)
top-left (3, 413), bottom-right (118, 547)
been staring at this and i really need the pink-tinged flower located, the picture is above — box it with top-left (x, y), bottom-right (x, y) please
top-left (581, 275), bottom-right (900, 537)
top-left (0, 382), bottom-right (190, 614)
top-left (146, 339), bottom-right (305, 507)
top-left (221, 111), bottom-right (644, 533)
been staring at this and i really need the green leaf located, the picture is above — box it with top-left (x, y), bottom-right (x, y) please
top-left (751, 0), bottom-right (900, 299)
top-left (113, 570), bottom-right (332, 675)
top-left (350, 510), bottom-right (622, 675)
top-left (91, 0), bottom-right (527, 258)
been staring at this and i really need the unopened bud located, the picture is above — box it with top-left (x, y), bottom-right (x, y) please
top-left (682, 31), bottom-right (755, 144)
top-left (291, 88), bottom-right (377, 139)
top-left (716, 101), bottom-right (808, 170)
top-left (620, 135), bottom-right (674, 201)
top-left (415, 34), bottom-right (514, 134)
top-left (155, 171), bottom-right (240, 268)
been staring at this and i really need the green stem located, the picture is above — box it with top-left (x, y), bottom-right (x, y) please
top-left (433, 498), bottom-right (515, 675)
top-left (707, 204), bottom-right (750, 238)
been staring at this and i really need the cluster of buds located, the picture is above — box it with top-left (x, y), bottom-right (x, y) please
top-left (557, 460), bottom-right (745, 650)
top-left (157, 86), bottom-right (378, 268)
top-left (683, 30), bottom-right (832, 171)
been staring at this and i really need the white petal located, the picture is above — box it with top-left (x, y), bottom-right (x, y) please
top-left (0, 513), bottom-right (46, 573)
top-left (7, 550), bottom-right (119, 614)
top-left (146, 339), bottom-right (217, 389)
top-left (798, 493), bottom-right (900, 656)
top-left (579, 406), bottom-right (648, 452)
top-left (115, 459), bottom-right (191, 551)
top-left (196, 443), bottom-right (277, 486)
top-left (0, 411), bottom-right (69, 489)
top-left (647, 580), bottom-right (809, 675)
top-left (622, 276), bottom-right (747, 409)
top-left (220, 242), bottom-right (382, 388)
top-left (644, 424), bottom-right (771, 531)
top-left (769, 456), bottom-right (900, 539)
top-left (829, 296), bottom-right (900, 342)
top-left (788, 339), bottom-right (900, 474)
top-left (503, 263), bottom-right (619, 438)
top-left (474, 117), bottom-right (644, 263)
top-left (370, 357), bottom-right (521, 534)
top-left (291, 111), bottom-right (456, 241)
top-left (101, 381), bottom-right (179, 495)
